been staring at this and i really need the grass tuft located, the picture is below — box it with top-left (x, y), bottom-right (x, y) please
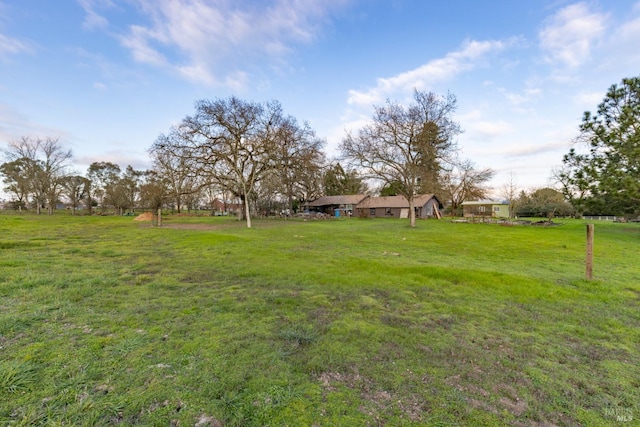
top-left (0, 361), bottom-right (37, 394)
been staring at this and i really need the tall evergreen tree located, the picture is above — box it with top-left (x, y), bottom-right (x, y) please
top-left (561, 77), bottom-right (640, 216)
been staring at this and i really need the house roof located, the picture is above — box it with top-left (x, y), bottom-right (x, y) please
top-left (308, 194), bottom-right (369, 207)
top-left (356, 194), bottom-right (439, 209)
top-left (461, 200), bottom-right (509, 206)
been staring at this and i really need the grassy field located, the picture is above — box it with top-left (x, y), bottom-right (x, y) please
top-left (0, 213), bottom-right (638, 426)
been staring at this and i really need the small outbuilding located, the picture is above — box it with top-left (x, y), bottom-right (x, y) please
top-left (461, 200), bottom-right (510, 218)
top-left (307, 194), bottom-right (369, 217)
top-left (355, 194), bottom-right (442, 219)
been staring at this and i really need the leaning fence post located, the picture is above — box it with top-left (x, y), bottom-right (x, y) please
top-left (586, 224), bottom-right (594, 280)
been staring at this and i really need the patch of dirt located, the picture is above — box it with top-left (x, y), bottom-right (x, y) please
top-left (134, 212), bottom-right (154, 221)
top-left (318, 370), bottom-right (428, 421)
top-left (499, 396), bottom-right (528, 416)
top-left (318, 371), bottom-right (363, 392)
top-left (195, 414), bottom-right (223, 427)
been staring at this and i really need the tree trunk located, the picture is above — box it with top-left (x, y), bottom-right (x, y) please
top-left (244, 195), bottom-right (252, 228)
top-left (409, 196), bottom-right (416, 228)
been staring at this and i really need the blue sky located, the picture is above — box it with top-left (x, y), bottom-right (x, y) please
top-left (1, 0), bottom-right (639, 197)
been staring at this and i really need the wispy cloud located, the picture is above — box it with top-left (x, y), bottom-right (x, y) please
top-left (0, 103), bottom-right (71, 145)
top-left (498, 87), bottom-right (542, 106)
top-left (0, 33), bottom-right (31, 56)
top-left (347, 39), bottom-right (514, 107)
top-left (574, 91), bottom-right (602, 109)
top-left (504, 140), bottom-right (571, 158)
top-left (121, 25), bottom-right (168, 67)
top-left (607, 3), bottom-right (640, 67)
top-left (0, 3), bottom-right (32, 58)
top-left (114, 0), bottom-right (349, 86)
top-left (470, 120), bottom-right (513, 139)
top-left (539, 2), bottom-right (607, 68)
top-left (77, 0), bottom-right (113, 31)
top-left (75, 150), bottom-right (149, 171)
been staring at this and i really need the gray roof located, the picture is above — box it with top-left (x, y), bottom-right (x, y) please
top-left (308, 194), bottom-right (369, 207)
top-left (356, 194), bottom-right (439, 209)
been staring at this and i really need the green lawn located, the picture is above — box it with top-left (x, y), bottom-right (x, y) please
top-left (0, 214), bottom-right (638, 426)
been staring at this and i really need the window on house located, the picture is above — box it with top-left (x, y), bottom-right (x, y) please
top-left (478, 206), bottom-right (485, 213)
top-left (370, 208), bottom-right (376, 216)
top-left (494, 206), bottom-right (500, 212)
top-left (385, 208), bottom-right (392, 216)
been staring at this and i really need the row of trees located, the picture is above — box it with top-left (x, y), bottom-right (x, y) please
top-left (0, 92), bottom-right (495, 226)
top-left (148, 92), bottom-right (497, 227)
top-left (0, 137), bottom-right (159, 215)
top-left (0, 136), bottom-right (361, 218)
top-left (0, 137), bottom-right (73, 215)
top-left (0, 135), bottom-right (368, 219)
top-left (4, 76), bottom-right (635, 223)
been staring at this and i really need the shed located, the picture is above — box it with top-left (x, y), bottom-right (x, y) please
top-left (355, 194), bottom-right (442, 219)
top-left (461, 200), bottom-right (510, 218)
top-left (307, 194), bottom-right (369, 216)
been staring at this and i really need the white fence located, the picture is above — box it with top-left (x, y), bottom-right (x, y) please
top-left (583, 215), bottom-right (621, 221)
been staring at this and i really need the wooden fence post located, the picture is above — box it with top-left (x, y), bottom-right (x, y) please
top-left (158, 208), bottom-right (162, 227)
top-left (586, 224), bottom-right (594, 280)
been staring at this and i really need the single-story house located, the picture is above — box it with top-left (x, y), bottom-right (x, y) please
top-left (307, 194), bottom-right (369, 217)
top-left (461, 200), bottom-right (510, 218)
top-left (355, 194), bottom-right (442, 219)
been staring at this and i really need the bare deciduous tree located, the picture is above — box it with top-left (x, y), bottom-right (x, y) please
top-left (149, 128), bottom-right (202, 213)
top-left (441, 159), bottom-right (494, 215)
top-left (2, 136), bottom-right (73, 214)
top-left (274, 116), bottom-right (325, 213)
top-left (340, 90), bottom-right (461, 227)
top-left (154, 96), bottom-right (322, 228)
top-left (500, 171), bottom-right (519, 219)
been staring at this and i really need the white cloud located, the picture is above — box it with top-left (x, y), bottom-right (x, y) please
top-left (347, 39), bottom-right (513, 107)
top-left (75, 151), bottom-right (149, 171)
top-left (607, 5), bottom-right (640, 66)
top-left (504, 140), bottom-right (571, 158)
top-left (77, 0), bottom-right (112, 30)
top-left (618, 14), bottom-right (640, 39)
top-left (539, 2), bottom-right (607, 68)
top-left (456, 108), bottom-right (483, 122)
top-left (0, 103), bottom-right (71, 146)
top-left (0, 2), bottom-right (33, 58)
top-left (574, 91), bottom-right (602, 109)
top-left (116, 0), bottom-right (348, 86)
top-left (0, 33), bottom-right (30, 56)
top-left (498, 87), bottom-right (541, 106)
top-left (471, 120), bottom-right (513, 138)
top-left (120, 25), bottom-right (168, 67)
